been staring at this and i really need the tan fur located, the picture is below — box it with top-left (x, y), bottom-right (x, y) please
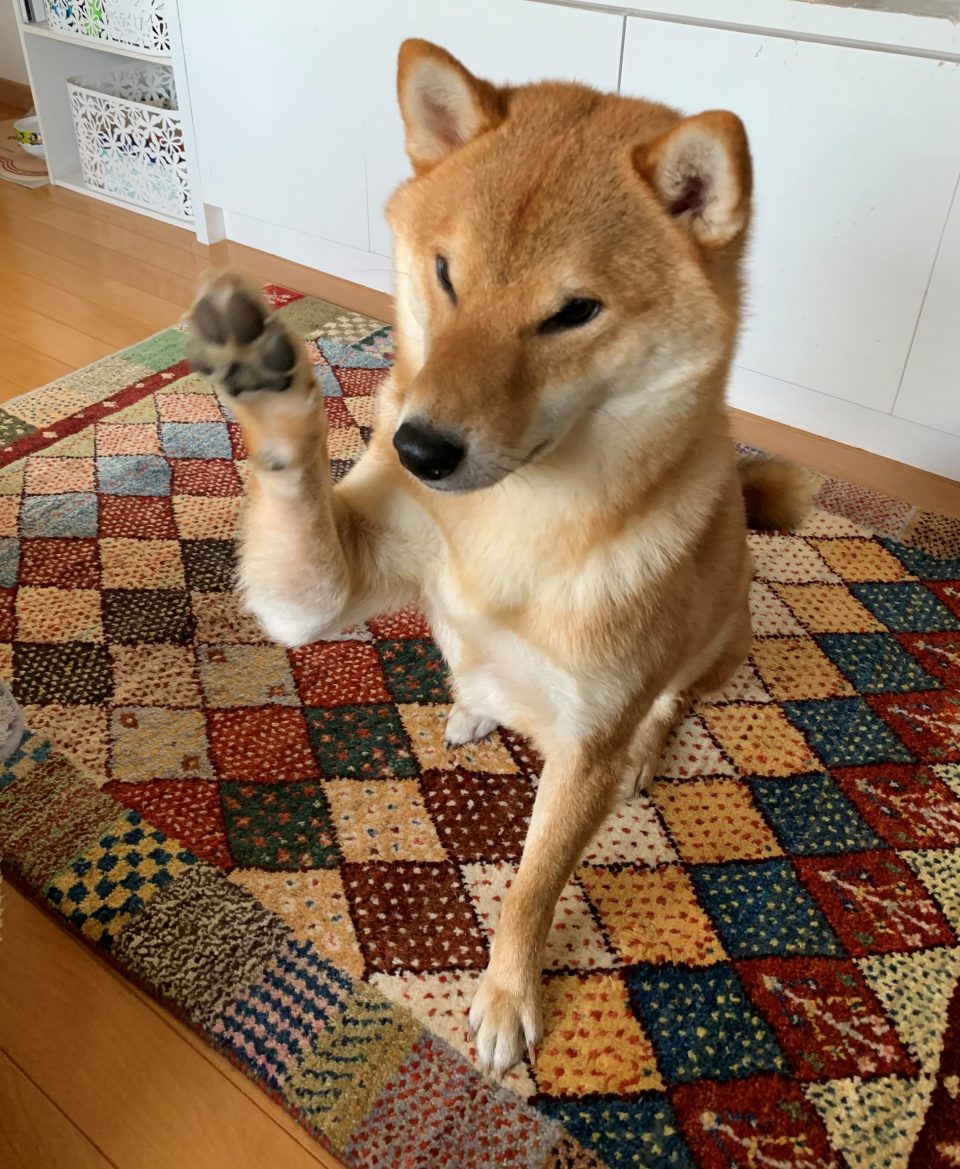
top-left (738, 454), bottom-right (815, 531)
top-left (186, 43), bottom-right (806, 1077)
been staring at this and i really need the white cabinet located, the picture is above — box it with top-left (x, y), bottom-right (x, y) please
top-left (621, 17), bottom-right (960, 416)
top-left (177, 0), bottom-right (370, 252)
top-left (894, 185), bottom-right (960, 439)
top-left (168, 0), bottom-right (960, 477)
top-left (177, 0), bottom-right (623, 288)
top-left (358, 0), bottom-right (624, 259)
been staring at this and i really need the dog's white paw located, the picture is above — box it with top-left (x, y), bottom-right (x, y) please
top-left (444, 704), bottom-right (497, 748)
top-left (468, 971), bottom-right (542, 1078)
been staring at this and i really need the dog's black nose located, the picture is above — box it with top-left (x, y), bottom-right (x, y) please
top-left (393, 420), bottom-right (465, 481)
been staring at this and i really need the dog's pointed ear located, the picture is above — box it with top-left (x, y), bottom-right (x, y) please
top-left (634, 111), bottom-right (752, 248)
top-left (397, 39), bottom-right (504, 174)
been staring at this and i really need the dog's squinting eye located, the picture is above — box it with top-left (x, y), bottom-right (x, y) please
top-left (436, 255), bottom-right (456, 304)
top-left (539, 298), bottom-right (602, 334)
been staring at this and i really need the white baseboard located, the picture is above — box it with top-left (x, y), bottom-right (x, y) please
top-left (222, 211), bottom-right (395, 296)
top-left (729, 366), bottom-right (960, 480)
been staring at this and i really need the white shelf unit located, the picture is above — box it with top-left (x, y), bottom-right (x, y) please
top-left (12, 1), bottom-right (209, 236)
top-left (23, 19), bottom-right (171, 63)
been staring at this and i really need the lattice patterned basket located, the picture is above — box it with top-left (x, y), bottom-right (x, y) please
top-left (67, 65), bottom-right (192, 221)
top-left (47, 0), bottom-right (170, 56)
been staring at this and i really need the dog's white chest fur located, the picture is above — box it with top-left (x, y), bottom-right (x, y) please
top-left (425, 566), bottom-right (599, 752)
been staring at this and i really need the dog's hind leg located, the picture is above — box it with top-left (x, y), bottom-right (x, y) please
top-left (622, 690), bottom-right (690, 797)
top-left (186, 272), bottom-right (427, 645)
top-left (624, 601), bottom-right (753, 796)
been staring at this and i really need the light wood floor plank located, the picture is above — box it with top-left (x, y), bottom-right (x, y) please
top-left (0, 214), bottom-right (200, 305)
top-left (0, 266), bottom-right (157, 352)
top-left (0, 238), bottom-right (185, 337)
top-left (0, 335), bottom-right (73, 396)
top-left (0, 1049), bottom-right (117, 1169)
top-left (0, 184), bottom-right (210, 278)
top-left (4, 182), bottom-right (208, 256)
top-left (0, 886), bottom-right (341, 1169)
top-left (0, 293), bottom-right (114, 370)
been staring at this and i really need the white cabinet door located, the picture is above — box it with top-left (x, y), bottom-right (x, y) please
top-left (895, 184), bottom-right (960, 440)
top-left (360, 0), bottom-right (625, 259)
top-left (621, 18), bottom-right (960, 414)
top-left (177, 0), bottom-right (369, 251)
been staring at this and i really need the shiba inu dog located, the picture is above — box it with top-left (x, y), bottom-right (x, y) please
top-left (186, 39), bottom-right (808, 1077)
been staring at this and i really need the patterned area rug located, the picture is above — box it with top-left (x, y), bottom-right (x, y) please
top-left (2, 287), bottom-right (960, 1169)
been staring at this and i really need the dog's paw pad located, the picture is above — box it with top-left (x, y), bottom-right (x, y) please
top-left (186, 276), bottom-right (305, 400)
top-left (226, 288), bottom-right (267, 344)
top-left (192, 294), bottom-right (228, 345)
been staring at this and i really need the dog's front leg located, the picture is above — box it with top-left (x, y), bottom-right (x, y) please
top-left (186, 272), bottom-right (425, 644)
top-left (469, 738), bottom-right (627, 1076)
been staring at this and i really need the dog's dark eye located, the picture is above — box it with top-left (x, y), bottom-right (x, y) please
top-left (539, 298), bottom-right (602, 334)
top-left (436, 255), bottom-right (456, 304)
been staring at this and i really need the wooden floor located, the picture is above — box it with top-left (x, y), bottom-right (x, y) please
top-left (1, 98), bottom-right (960, 1169)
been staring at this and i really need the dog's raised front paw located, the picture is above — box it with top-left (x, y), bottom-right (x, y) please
top-left (186, 272), bottom-right (308, 400)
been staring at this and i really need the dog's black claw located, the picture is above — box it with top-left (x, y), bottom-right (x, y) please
top-left (191, 296), bottom-right (227, 345)
top-left (226, 290), bottom-right (266, 344)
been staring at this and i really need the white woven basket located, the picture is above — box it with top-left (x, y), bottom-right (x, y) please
top-left (47, 0), bottom-right (169, 56)
top-left (67, 65), bottom-right (192, 221)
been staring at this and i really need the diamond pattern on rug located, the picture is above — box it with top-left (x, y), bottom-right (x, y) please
top-left (579, 863), bottom-right (726, 966)
top-left (230, 867), bottom-right (366, 977)
top-left (1, 289), bottom-right (959, 1169)
top-left (535, 971), bottom-right (664, 1095)
top-left (833, 764), bottom-right (960, 850)
top-left (538, 1094), bottom-right (695, 1169)
top-left (625, 963), bottom-right (787, 1083)
top-left (344, 860), bottom-right (489, 975)
top-left (324, 778), bottom-right (446, 863)
top-left (748, 772), bottom-right (883, 855)
top-left (673, 1075), bottom-right (842, 1169)
top-left (690, 859), bottom-right (843, 958)
top-left (805, 1073), bottom-right (931, 1169)
top-left (735, 955), bottom-right (916, 1081)
top-left (580, 798), bottom-right (678, 867)
top-left (655, 714), bottom-right (734, 778)
top-left (419, 768), bottom-right (535, 862)
top-left (221, 781), bottom-right (339, 870)
top-left (651, 777), bottom-right (782, 862)
top-left (795, 851), bottom-right (956, 955)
